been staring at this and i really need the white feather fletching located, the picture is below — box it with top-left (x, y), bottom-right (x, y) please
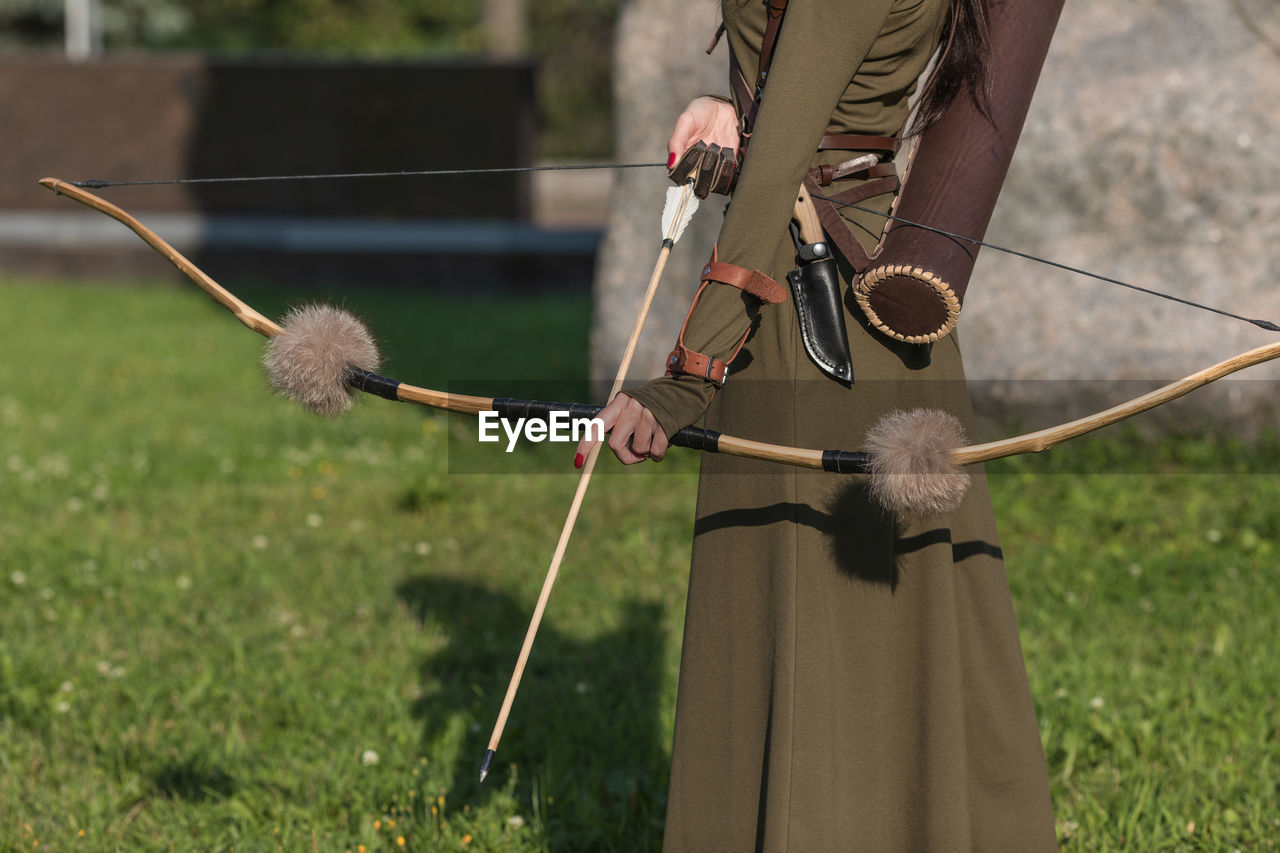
top-left (660, 182), bottom-right (699, 244)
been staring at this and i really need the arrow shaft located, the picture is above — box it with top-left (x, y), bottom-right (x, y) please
top-left (482, 436), bottom-right (603, 778)
top-left (480, 181), bottom-right (698, 780)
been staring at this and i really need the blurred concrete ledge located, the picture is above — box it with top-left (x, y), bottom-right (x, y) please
top-left (0, 212), bottom-right (599, 255)
top-left (0, 211), bottom-right (601, 293)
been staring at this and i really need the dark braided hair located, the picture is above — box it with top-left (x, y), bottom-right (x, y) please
top-left (909, 0), bottom-right (991, 134)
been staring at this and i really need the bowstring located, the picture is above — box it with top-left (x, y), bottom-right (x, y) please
top-left (68, 162), bottom-right (666, 189)
top-left (64, 164), bottom-right (1279, 332)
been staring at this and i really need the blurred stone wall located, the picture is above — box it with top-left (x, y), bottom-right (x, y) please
top-left (0, 56), bottom-right (534, 219)
top-left (0, 57), bottom-right (574, 291)
top-left (590, 0), bottom-right (724, 387)
top-left (598, 0), bottom-right (1280, 431)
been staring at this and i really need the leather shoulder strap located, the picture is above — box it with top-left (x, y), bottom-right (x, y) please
top-left (757, 0), bottom-right (789, 91)
top-left (735, 0), bottom-right (789, 147)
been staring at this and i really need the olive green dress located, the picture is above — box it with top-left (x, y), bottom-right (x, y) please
top-left (626, 0), bottom-right (1058, 849)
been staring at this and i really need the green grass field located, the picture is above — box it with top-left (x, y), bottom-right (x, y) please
top-left (1, 277), bottom-right (1277, 851)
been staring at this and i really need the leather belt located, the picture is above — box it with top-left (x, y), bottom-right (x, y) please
top-left (818, 133), bottom-right (899, 153)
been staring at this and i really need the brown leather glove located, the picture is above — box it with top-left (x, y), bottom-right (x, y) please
top-left (668, 141), bottom-right (738, 198)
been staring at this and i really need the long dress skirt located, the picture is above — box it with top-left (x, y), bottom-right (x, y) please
top-left (659, 209), bottom-right (1059, 851)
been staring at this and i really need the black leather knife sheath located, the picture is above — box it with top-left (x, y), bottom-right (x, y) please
top-left (787, 229), bottom-right (854, 384)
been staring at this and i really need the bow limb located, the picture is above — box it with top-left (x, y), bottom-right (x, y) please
top-left (39, 177), bottom-right (495, 416)
top-left (953, 340), bottom-right (1280, 467)
top-left (40, 178), bottom-right (283, 339)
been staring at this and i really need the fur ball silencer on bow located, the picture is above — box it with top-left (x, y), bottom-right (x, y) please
top-left (262, 304), bottom-right (381, 416)
top-left (864, 408), bottom-right (971, 518)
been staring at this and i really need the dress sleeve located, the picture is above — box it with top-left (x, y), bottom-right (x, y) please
top-left (626, 0), bottom-right (896, 438)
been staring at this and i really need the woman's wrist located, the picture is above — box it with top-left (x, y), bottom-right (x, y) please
top-left (624, 375), bottom-right (717, 440)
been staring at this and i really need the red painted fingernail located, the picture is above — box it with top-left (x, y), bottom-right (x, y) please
top-left (574, 453), bottom-right (584, 469)
top-left (667, 152), bottom-right (677, 168)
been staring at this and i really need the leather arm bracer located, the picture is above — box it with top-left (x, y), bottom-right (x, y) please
top-left (666, 246), bottom-right (787, 386)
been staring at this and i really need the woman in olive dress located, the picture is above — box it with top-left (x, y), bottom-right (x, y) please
top-left (578, 1), bottom-right (1057, 848)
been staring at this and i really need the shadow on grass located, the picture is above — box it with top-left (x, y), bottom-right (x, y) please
top-left (151, 758), bottom-right (237, 802)
top-left (397, 576), bottom-right (670, 852)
